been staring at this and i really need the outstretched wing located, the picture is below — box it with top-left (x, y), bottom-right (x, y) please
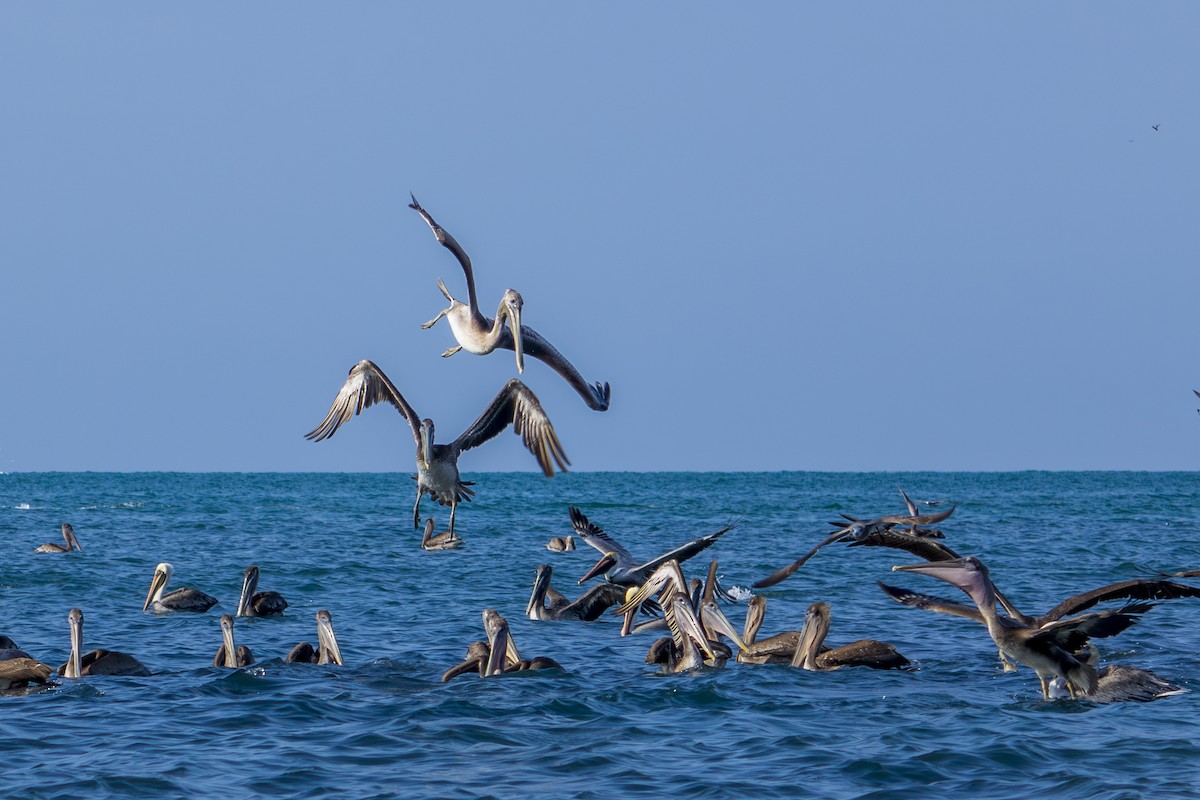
top-left (638, 525), bottom-right (735, 579)
top-left (452, 380), bottom-right (569, 477)
top-left (1037, 579), bottom-right (1200, 623)
top-left (877, 580), bottom-right (985, 622)
top-left (570, 506), bottom-right (637, 564)
top-left (1030, 603), bottom-right (1153, 652)
top-left (306, 360), bottom-right (421, 445)
top-left (409, 194), bottom-right (482, 320)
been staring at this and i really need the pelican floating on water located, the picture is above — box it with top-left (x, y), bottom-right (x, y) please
top-left (572, 506), bottom-right (734, 588)
top-left (35, 523), bottom-right (82, 554)
top-left (791, 602), bottom-right (912, 671)
top-left (58, 608), bottom-right (151, 677)
top-left (892, 557), bottom-right (1152, 698)
top-left (1047, 644), bottom-right (1184, 703)
top-left (481, 609), bottom-right (562, 677)
top-left (525, 563), bottom-right (627, 621)
top-left (143, 562), bottom-right (218, 613)
top-left (308, 359), bottom-right (569, 537)
top-left (409, 195), bottom-right (611, 412)
top-left (546, 534), bottom-right (575, 552)
top-left (286, 609), bottom-right (344, 665)
top-left (737, 596), bottom-right (803, 665)
top-left (420, 518), bottom-right (463, 551)
top-left (236, 565), bottom-right (288, 617)
top-left (213, 614), bottom-right (255, 667)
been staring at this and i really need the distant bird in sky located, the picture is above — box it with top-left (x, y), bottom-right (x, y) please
top-left (408, 194), bottom-right (611, 412)
top-left (308, 359), bottom-right (569, 536)
top-left (1152, 124), bottom-right (1160, 131)
top-left (1193, 389), bottom-right (1199, 414)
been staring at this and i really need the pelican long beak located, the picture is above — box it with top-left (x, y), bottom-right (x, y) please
top-left (579, 553), bottom-right (616, 585)
top-left (66, 608), bottom-right (84, 679)
top-left (509, 299), bottom-right (524, 374)
top-left (891, 557), bottom-right (992, 608)
top-left (315, 610), bottom-right (343, 666)
top-left (484, 620), bottom-right (513, 676)
top-left (700, 600), bottom-right (749, 653)
top-left (526, 565), bottom-right (552, 619)
top-left (793, 603), bottom-right (829, 670)
top-left (143, 566), bottom-right (168, 612)
top-left (419, 420), bottom-right (434, 470)
top-left (216, 614), bottom-right (237, 667)
top-left (64, 524), bottom-right (82, 552)
top-left (672, 598), bottom-right (715, 660)
top-left (236, 567), bottom-right (258, 617)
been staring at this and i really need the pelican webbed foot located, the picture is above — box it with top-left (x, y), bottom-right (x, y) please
top-left (441, 346), bottom-right (463, 358)
top-left (421, 308), bottom-right (449, 329)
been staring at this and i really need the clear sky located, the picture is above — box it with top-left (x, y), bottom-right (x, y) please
top-left (2, 4), bottom-right (1197, 472)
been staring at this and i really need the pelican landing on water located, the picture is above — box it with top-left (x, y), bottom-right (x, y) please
top-left (307, 359), bottom-right (569, 537)
top-left (408, 195), bottom-right (610, 412)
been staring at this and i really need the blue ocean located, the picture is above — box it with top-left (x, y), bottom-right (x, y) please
top-left (2, 471), bottom-right (1198, 799)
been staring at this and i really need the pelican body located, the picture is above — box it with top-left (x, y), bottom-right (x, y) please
top-left (236, 565), bottom-right (288, 617)
top-left (0, 643), bottom-right (53, 691)
top-left (286, 609), bottom-right (344, 665)
top-left (409, 195), bottom-right (610, 412)
top-left (308, 359), bottom-right (569, 537)
top-left (35, 523), bottom-right (82, 554)
top-left (143, 562), bottom-right (218, 613)
top-left (213, 614), bottom-right (255, 667)
top-left (58, 608), bottom-right (151, 678)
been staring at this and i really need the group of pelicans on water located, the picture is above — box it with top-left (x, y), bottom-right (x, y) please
top-left (7, 488), bottom-right (1199, 704)
top-left (1, 523), bottom-right (341, 688)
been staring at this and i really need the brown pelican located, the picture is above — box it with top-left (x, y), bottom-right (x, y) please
top-left (481, 609), bottom-right (562, 676)
top-left (409, 195), bottom-right (611, 412)
top-left (236, 565), bottom-right (288, 617)
top-left (893, 557), bottom-right (1153, 698)
top-left (1048, 644), bottom-right (1184, 703)
top-left (525, 563), bottom-right (627, 621)
top-left (791, 602), bottom-right (912, 671)
top-left (546, 534), bottom-right (575, 552)
top-left (0, 641), bottom-right (54, 691)
top-left (58, 608), bottom-right (151, 677)
top-left (645, 592), bottom-right (718, 674)
top-left (753, 505), bottom-right (956, 588)
top-left (737, 596), bottom-right (803, 665)
top-left (213, 614), bottom-right (255, 667)
top-left (572, 506), bottom-right (734, 587)
top-left (420, 518), bottom-right (463, 551)
top-left (441, 641), bottom-right (493, 681)
top-left (142, 562), bottom-right (218, 613)
top-left (285, 609), bottom-right (344, 665)
top-left (35, 523), bottom-right (82, 553)
top-left (307, 359), bottom-right (569, 536)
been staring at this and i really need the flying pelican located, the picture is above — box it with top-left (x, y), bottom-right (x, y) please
top-left (142, 562), bottom-right (218, 613)
top-left (236, 565), bottom-right (288, 617)
top-left (791, 602), bottom-right (912, 671)
top-left (35, 523), bottom-right (82, 554)
top-left (572, 506), bottom-right (734, 587)
top-left (420, 518), bottom-right (462, 551)
top-left (525, 563), bottom-right (628, 621)
top-left (409, 195), bottom-right (611, 412)
top-left (213, 614), bottom-right (255, 667)
top-left (58, 608), bottom-right (151, 677)
top-left (0, 640), bottom-right (54, 691)
top-left (307, 359), bottom-right (569, 537)
top-left (753, 505), bottom-right (956, 588)
top-left (892, 557), bottom-right (1153, 698)
top-left (285, 609), bottom-right (344, 665)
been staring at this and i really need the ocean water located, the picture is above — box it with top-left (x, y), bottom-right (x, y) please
top-left (2, 471), bottom-right (1198, 800)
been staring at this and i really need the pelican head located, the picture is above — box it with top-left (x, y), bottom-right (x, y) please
top-left (236, 565), bottom-right (260, 617)
top-left (578, 552), bottom-right (617, 585)
top-left (669, 595), bottom-right (716, 662)
top-left (143, 562), bottom-right (174, 612)
top-left (315, 609), bottom-right (343, 666)
top-left (795, 602), bottom-right (832, 670)
top-left (65, 607), bottom-right (85, 679)
top-left (891, 556), bottom-right (995, 609)
top-left (699, 598), bottom-right (749, 654)
top-left (419, 419), bottom-right (435, 469)
top-left (499, 289), bottom-right (524, 373)
top-left (743, 596), bottom-right (768, 643)
top-left (62, 523), bottom-right (82, 552)
top-left (526, 564), bottom-right (553, 619)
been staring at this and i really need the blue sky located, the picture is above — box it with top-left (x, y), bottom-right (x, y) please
top-left (2, 4), bottom-right (1197, 472)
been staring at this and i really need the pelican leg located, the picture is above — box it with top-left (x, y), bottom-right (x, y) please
top-left (448, 499), bottom-right (458, 537)
top-left (998, 648), bottom-right (1018, 672)
top-left (441, 345), bottom-right (463, 358)
top-left (412, 491), bottom-right (423, 530)
top-left (421, 307), bottom-right (449, 329)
